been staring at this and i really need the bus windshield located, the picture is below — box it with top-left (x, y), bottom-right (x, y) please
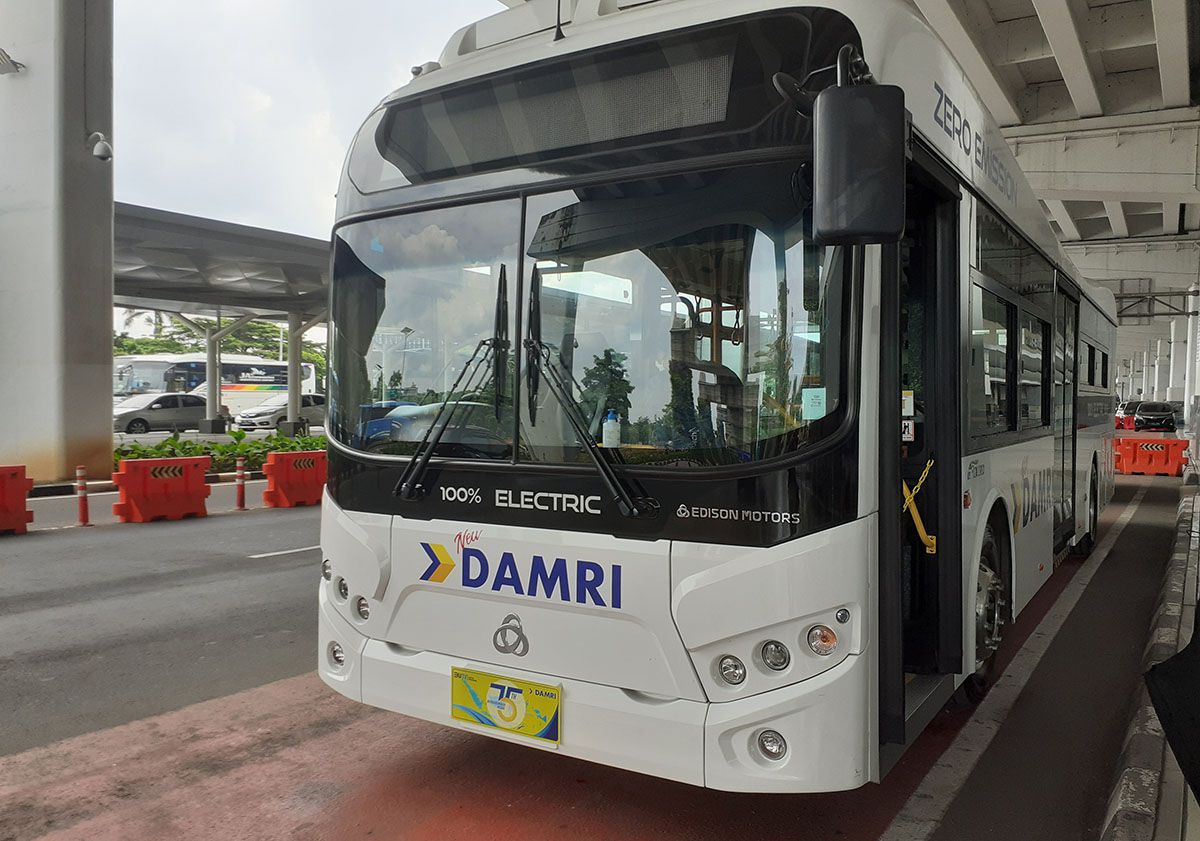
top-left (330, 161), bottom-right (849, 467)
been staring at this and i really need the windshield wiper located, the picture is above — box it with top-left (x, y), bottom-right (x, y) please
top-left (394, 265), bottom-right (509, 501)
top-left (523, 267), bottom-right (658, 519)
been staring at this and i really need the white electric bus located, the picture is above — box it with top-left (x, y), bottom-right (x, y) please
top-left (319, 0), bottom-right (1117, 792)
top-left (113, 353), bottom-right (318, 416)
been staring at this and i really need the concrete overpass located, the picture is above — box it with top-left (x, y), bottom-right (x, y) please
top-left (910, 0), bottom-right (1199, 403)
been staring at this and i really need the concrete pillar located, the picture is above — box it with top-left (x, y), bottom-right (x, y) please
top-left (198, 328), bottom-right (225, 433)
top-left (1192, 289), bottom-right (1200, 424)
top-left (0, 0), bottom-right (114, 481)
top-left (1186, 305), bottom-right (1199, 425)
top-left (279, 313), bottom-right (304, 438)
top-left (1140, 350), bottom-right (1151, 398)
top-left (1153, 339), bottom-right (1167, 400)
top-left (1169, 320), bottom-right (1186, 401)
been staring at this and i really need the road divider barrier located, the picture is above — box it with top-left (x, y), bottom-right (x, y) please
top-left (0, 465), bottom-right (34, 535)
top-left (1114, 438), bottom-right (1189, 478)
top-left (112, 457), bottom-right (212, 523)
top-left (262, 451), bottom-right (326, 508)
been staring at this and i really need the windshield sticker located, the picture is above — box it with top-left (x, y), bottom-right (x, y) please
top-left (802, 387), bottom-right (827, 420)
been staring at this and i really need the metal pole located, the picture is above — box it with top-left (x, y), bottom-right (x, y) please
top-left (75, 465), bottom-right (90, 527)
top-left (236, 456), bottom-right (246, 511)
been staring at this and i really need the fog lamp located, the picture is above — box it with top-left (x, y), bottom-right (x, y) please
top-left (717, 655), bottom-right (746, 685)
top-left (355, 597), bottom-right (370, 620)
top-left (322, 559), bottom-right (332, 580)
top-left (761, 640), bottom-right (791, 671)
top-left (328, 641), bottom-right (345, 668)
top-left (757, 729), bottom-right (788, 760)
top-left (807, 624), bottom-right (839, 656)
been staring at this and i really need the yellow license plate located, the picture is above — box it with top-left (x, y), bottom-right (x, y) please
top-left (450, 667), bottom-right (561, 744)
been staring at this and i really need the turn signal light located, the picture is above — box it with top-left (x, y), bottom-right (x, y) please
top-left (807, 625), bottom-right (839, 656)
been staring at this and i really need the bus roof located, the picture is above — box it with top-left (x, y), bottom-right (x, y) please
top-left (360, 0), bottom-right (1116, 325)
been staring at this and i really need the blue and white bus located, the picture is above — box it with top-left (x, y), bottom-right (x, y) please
top-left (318, 0), bottom-right (1116, 792)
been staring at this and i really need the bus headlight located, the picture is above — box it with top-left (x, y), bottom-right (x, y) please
top-left (321, 559), bottom-right (332, 580)
top-left (355, 597), bottom-right (370, 620)
top-left (335, 578), bottom-right (349, 600)
top-left (717, 655), bottom-right (746, 685)
top-left (807, 625), bottom-right (839, 656)
top-left (760, 640), bottom-right (791, 671)
top-left (328, 642), bottom-right (346, 669)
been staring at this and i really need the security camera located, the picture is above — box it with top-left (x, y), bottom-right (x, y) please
top-left (87, 131), bottom-right (113, 162)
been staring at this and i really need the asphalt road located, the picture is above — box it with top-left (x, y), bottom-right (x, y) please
top-left (0, 508), bottom-right (320, 756)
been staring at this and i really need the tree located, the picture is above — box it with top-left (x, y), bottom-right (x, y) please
top-left (579, 349), bottom-right (634, 430)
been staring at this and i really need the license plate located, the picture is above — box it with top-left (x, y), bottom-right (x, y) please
top-left (450, 667), bottom-right (561, 745)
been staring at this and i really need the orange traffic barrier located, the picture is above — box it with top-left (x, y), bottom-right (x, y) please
top-left (1114, 438), bottom-right (1189, 477)
top-left (262, 450), bottom-right (326, 508)
top-left (0, 465), bottom-right (34, 535)
top-left (112, 457), bottom-right (212, 523)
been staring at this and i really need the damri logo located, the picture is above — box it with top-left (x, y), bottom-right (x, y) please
top-left (418, 542), bottom-right (622, 609)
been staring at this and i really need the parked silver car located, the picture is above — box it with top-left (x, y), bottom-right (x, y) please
top-left (234, 394), bottom-right (326, 431)
top-left (113, 392), bottom-right (208, 434)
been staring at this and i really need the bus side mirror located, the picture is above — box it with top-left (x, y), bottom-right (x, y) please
top-left (812, 85), bottom-right (907, 245)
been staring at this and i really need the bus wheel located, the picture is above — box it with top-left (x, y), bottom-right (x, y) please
top-left (125, 419), bottom-right (150, 435)
top-left (963, 521), bottom-right (1007, 704)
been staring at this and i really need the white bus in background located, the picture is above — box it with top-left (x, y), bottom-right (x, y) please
top-left (113, 353), bottom-right (318, 417)
top-left (318, 0), bottom-right (1116, 792)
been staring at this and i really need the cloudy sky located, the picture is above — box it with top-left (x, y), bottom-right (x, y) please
top-left (114, 0), bottom-right (501, 240)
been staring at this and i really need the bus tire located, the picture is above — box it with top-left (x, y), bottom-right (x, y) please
top-left (125, 419), bottom-right (150, 435)
top-left (1073, 463), bottom-right (1099, 557)
top-left (959, 512), bottom-right (1009, 705)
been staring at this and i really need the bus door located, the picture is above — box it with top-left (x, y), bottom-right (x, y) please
top-left (1053, 285), bottom-right (1079, 552)
top-left (879, 145), bottom-right (963, 751)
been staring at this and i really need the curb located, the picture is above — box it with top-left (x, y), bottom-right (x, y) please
top-left (29, 471), bottom-right (267, 499)
top-left (1099, 486), bottom-right (1196, 841)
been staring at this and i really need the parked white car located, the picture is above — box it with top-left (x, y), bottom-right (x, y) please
top-left (234, 394), bottom-right (326, 431)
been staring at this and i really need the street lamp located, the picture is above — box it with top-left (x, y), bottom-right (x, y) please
top-left (398, 326), bottom-right (415, 394)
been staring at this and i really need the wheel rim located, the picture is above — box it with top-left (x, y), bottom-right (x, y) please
top-left (975, 557), bottom-right (1004, 671)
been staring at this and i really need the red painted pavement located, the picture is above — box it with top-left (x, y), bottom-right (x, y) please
top-left (0, 494), bottom-right (1130, 841)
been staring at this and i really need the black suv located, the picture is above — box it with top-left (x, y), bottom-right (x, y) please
top-left (1134, 402), bottom-right (1177, 432)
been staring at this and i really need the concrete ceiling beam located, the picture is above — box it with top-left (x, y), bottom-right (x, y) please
top-left (1010, 120), bottom-right (1200, 201)
top-left (1030, 0), bottom-right (1105, 118)
top-left (1106, 201), bottom-right (1130, 238)
top-left (1047, 199), bottom-right (1083, 240)
top-left (911, 0), bottom-right (1024, 126)
top-left (991, 2), bottom-right (1156, 67)
top-left (1151, 0), bottom-right (1193, 108)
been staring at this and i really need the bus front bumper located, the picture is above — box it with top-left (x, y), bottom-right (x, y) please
top-left (318, 587), bottom-right (873, 793)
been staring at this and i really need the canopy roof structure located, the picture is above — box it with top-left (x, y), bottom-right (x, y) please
top-left (113, 203), bottom-right (330, 320)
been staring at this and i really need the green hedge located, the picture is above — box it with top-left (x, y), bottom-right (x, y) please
top-left (114, 430), bottom-right (327, 473)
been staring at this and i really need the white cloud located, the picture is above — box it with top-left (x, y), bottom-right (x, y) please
top-left (114, 0), bottom-right (501, 238)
